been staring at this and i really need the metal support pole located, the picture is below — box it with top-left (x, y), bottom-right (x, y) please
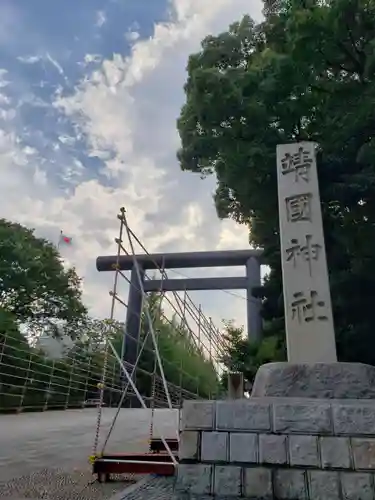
top-left (246, 257), bottom-right (262, 342)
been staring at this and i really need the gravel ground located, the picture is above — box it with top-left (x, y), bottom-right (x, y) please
top-left (0, 408), bottom-right (178, 500)
top-left (0, 468), bottom-right (139, 500)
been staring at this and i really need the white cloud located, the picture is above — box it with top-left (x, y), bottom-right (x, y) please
top-left (83, 54), bottom-right (102, 65)
top-left (96, 10), bottom-right (107, 28)
top-left (17, 55), bottom-right (40, 64)
top-left (125, 31), bottom-right (140, 42)
top-left (45, 52), bottom-right (65, 76)
top-left (0, 0), bottom-right (264, 337)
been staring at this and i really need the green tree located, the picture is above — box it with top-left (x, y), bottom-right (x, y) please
top-left (0, 308), bottom-right (30, 410)
top-left (219, 321), bottom-right (285, 391)
top-left (0, 304), bottom-right (219, 412)
top-left (219, 321), bottom-right (251, 374)
top-left (177, 0), bottom-right (375, 364)
top-left (0, 219), bottom-right (87, 338)
top-left (108, 292), bottom-right (219, 400)
top-left (75, 318), bottom-right (125, 352)
top-left (139, 293), bottom-right (219, 398)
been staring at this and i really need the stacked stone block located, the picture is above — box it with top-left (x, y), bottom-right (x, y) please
top-left (175, 399), bottom-right (375, 499)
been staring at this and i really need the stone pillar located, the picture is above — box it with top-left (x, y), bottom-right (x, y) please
top-left (276, 142), bottom-right (337, 363)
top-left (227, 372), bottom-right (244, 399)
top-left (246, 256), bottom-right (262, 342)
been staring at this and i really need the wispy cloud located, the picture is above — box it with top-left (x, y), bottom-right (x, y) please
top-left (45, 52), bottom-right (65, 76)
top-left (125, 31), bottom-right (140, 42)
top-left (96, 10), bottom-right (107, 28)
top-left (18, 55), bottom-right (41, 64)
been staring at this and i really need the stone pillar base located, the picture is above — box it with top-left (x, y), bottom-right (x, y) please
top-left (251, 362), bottom-right (375, 399)
top-left (227, 372), bottom-right (244, 399)
top-left (176, 397), bottom-right (375, 499)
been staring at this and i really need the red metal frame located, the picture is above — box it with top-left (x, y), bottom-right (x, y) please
top-left (149, 437), bottom-right (179, 453)
top-left (93, 451), bottom-right (177, 481)
top-left (93, 438), bottom-right (179, 481)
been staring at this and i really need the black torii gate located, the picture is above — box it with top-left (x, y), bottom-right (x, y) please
top-left (96, 249), bottom-right (263, 371)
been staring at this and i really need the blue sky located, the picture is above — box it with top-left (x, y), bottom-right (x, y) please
top-left (0, 0), bottom-right (167, 193)
top-left (0, 0), bottom-right (263, 334)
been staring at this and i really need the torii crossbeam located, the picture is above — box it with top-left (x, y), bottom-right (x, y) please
top-left (96, 249), bottom-right (264, 373)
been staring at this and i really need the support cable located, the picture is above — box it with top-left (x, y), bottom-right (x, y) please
top-left (120, 208), bottom-right (173, 409)
top-left (106, 336), bottom-right (177, 466)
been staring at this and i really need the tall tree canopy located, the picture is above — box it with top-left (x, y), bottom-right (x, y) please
top-left (0, 219), bottom-right (87, 337)
top-left (177, 0), bottom-right (375, 364)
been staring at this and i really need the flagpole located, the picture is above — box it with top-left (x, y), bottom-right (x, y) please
top-left (57, 230), bottom-right (62, 250)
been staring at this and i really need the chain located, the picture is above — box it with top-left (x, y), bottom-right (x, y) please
top-left (148, 329), bottom-right (158, 452)
top-left (92, 208), bottom-right (124, 459)
top-left (148, 263), bottom-right (164, 453)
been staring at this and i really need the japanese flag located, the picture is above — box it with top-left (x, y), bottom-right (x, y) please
top-left (59, 231), bottom-right (72, 245)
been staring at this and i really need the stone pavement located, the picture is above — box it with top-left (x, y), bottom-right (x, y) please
top-left (118, 476), bottom-right (175, 500)
top-left (0, 408), bottom-right (178, 499)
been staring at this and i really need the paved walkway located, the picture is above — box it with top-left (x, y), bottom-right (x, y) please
top-left (0, 408), bottom-right (178, 499)
top-left (119, 476), bottom-right (175, 500)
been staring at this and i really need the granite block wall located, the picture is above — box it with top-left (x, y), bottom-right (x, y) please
top-left (175, 398), bottom-right (375, 499)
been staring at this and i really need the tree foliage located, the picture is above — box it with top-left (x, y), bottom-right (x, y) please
top-left (219, 321), bottom-right (285, 391)
top-left (0, 304), bottom-right (218, 411)
top-left (0, 219), bottom-right (87, 338)
top-left (177, 0), bottom-right (375, 364)
top-left (0, 307), bottom-right (96, 411)
top-left (0, 219), bottom-right (219, 411)
top-left (129, 292), bottom-right (219, 398)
